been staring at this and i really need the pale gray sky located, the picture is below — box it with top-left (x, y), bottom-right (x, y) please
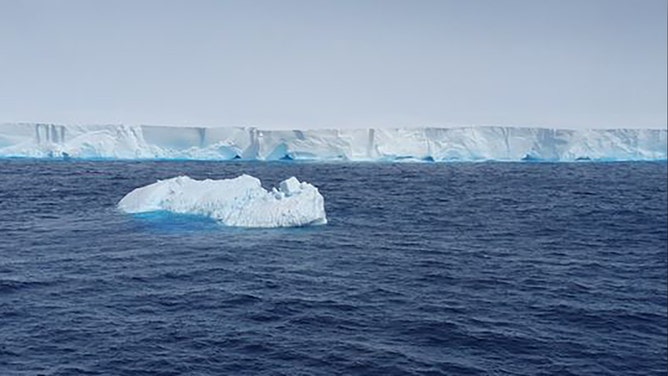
top-left (0, 0), bottom-right (666, 129)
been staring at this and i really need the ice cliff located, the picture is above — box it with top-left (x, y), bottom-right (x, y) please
top-left (117, 175), bottom-right (327, 228)
top-left (0, 123), bottom-right (666, 161)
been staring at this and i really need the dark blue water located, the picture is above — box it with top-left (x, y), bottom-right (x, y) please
top-left (1, 160), bottom-right (666, 375)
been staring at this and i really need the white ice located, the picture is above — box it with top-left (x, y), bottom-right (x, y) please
top-left (1, 123), bottom-right (666, 161)
top-left (117, 175), bottom-right (327, 228)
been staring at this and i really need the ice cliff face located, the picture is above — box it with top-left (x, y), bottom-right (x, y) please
top-left (118, 175), bottom-right (327, 228)
top-left (0, 123), bottom-right (665, 161)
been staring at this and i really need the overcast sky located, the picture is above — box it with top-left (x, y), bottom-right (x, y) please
top-left (1, 0), bottom-right (666, 129)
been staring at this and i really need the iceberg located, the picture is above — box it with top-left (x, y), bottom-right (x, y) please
top-left (0, 123), bottom-right (666, 161)
top-left (117, 175), bottom-right (327, 228)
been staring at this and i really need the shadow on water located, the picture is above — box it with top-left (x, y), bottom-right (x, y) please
top-left (129, 211), bottom-right (223, 233)
top-left (129, 211), bottom-right (330, 236)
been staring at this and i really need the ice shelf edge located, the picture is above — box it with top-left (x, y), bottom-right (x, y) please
top-left (0, 123), bottom-right (666, 161)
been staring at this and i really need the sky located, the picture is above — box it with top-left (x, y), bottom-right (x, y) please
top-left (0, 0), bottom-right (666, 129)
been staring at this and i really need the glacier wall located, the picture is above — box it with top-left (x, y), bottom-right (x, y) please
top-left (0, 123), bottom-right (665, 161)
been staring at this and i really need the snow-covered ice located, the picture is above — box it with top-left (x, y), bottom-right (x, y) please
top-left (1, 123), bottom-right (666, 161)
top-left (117, 175), bottom-right (327, 228)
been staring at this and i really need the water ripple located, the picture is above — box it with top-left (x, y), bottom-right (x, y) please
top-left (0, 160), bottom-right (666, 375)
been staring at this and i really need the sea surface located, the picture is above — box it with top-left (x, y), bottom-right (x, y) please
top-left (1, 160), bottom-right (666, 375)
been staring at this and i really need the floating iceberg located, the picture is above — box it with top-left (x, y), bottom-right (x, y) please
top-left (1, 123), bottom-right (666, 161)
top-left (117, 175), bottom-right (327, 228)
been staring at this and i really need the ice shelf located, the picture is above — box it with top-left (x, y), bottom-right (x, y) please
top-left (1, 123), bottom-right (665, 161)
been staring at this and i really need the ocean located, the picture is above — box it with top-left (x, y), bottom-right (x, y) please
top-left (1, 160), bottom-right (666, 375)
